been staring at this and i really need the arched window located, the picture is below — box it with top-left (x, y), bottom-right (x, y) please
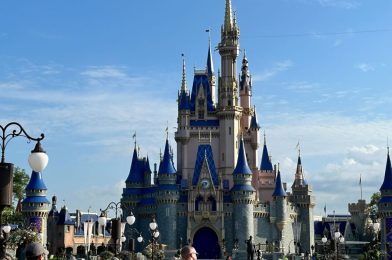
top-left (208, 196), bottom-right (217, 211)
top-left (195, 195), bottom-right (203, 211)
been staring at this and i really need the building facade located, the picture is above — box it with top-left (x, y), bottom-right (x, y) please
top-left (122, 0), bottom-right (315, 259)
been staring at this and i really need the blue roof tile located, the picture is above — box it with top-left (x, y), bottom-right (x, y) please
top-left (272, 171), bottom-right (287, 197)
top-left (158, 139), bottom-right (176, 174)
top-left (192, 144), bottom-right (219, 186)
top-left (190, 120), bottom-right (219, 127)
top-left (189, 74), bottom-right (215, 112)
top-left (25, 171), bottom-right (47, 190)
top-left (233, 138), bottom-right (252, 175)
top-left (231, 184), bottom-right (255, 192)
top-left (179, 91), bottom-right (190, 110)
top-left (207, 44), bottom-right (214, 76)
top-left (250, 113), bottom-right (260, 129)
top-left (380, 152), bottom-right (392, 190)
top-left (126, 148), bottom-right (144, 183)
top-left (260, 144), bottom-right (273, 171)
top-left (23, 196), bottom-right (50, 204)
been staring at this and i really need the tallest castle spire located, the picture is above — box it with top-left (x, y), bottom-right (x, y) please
top-left (224, 0), bottom-right (234, 31)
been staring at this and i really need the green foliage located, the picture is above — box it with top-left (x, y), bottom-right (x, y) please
top-left (7, 228), bottom-right (41, 249)
top-left (369, 192), bottom-right (381, 208)
top-left (368, 192), bottom-right (381, 220)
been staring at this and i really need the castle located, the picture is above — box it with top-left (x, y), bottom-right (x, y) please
top-left (121, 0), bottom-right (315, 258)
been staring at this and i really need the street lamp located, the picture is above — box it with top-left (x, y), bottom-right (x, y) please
top-left (98, 202), bottom-right (135, 255)
top-left (0, 122), bottom-right (48, 258)
top-left (149, 218), bottom-right (160, 260)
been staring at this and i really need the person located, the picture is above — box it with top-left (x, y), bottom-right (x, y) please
top-left (180, 245), bottom-right (198, 260)
top-left (226, 256), bottom-right (233, 260)
top-left (64, 247), bottom-right (76, 260)
top-left (25, 242), bottom-right (48, 260)
top-left (245, 236), bottom-right (254, 260)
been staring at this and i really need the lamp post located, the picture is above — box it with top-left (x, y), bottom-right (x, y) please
top-left (98, 201), bottom-right (136, 256)
top-left (0, 122), bottom-right (48, 259)
top-left (149, 218), bottom-right (160, 260)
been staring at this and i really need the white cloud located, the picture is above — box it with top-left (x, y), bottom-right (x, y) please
top-left (317, 0), bottom-right (360, 9)
top-left (81, 66), bottom-right (128, 79)
top-left (252, 60), bottom-right (293, 82)
top-left (356, 63), bottom-right (375, 72)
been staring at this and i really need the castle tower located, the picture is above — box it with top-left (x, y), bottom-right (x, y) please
top-left (22, 171), bottom-right (50, 244)
top-left (156, 138), bottom-right (179, 249)
top-left (176, 56), bottom-right (191, 178)
top-left (290, 152), bottom-right (315, 255)
top-left (377, 149), bottom-right (392, 256)
top-left (231, 137), bottom-right (255, 257)
top-left (272, 169), bottom-right (288, 253)
top-left (253, 134), bottom-right (276, 202)
top-left (217, 0), bottom-right (242, 180)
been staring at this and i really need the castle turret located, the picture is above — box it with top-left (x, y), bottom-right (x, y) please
top-left (290, 152), bottom-right (315, 255)
top-left (253, 134), bottom-right (275, 202)
top-left (377, 149), bottom-right (392, 255)
top-left (272, 169), bottom-right (288, 253)
top-left (231, 137), bottom-right (255, 257)
top-left (156, 138), bottom-right (179, 249)
top-left (240, 50), bottom-right (252, 130)
top-left (22, 170), bottom-right (50, 244)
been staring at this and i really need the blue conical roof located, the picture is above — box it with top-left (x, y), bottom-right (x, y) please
top-left (233, 138), bottom-right (252, 175)
top-left (260, 142), bottom-right (273, 171)
top-left (126, 148), bottom-right (143, 183)
top-left (380, 152), bottom-right (392, 190)
top-left (207, 43), bottom-right (214, 76)
top-left (158, 139), bottom-right (176, 174)
top-left (145, 156), bottom-right (152, 174)
top-left (26, 171), bottom-right (47, 190)
top-left (250, 113), bottom-right (260, 129)
top-left (179, 91), bottom-right (190, 110)
top-left (272, 171), bottom-right (287, 197)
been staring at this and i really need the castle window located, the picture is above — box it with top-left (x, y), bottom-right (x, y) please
top-left (208, 196), bottom-right (217, 211)
top-left (228, 100), bottom-right (231, 106)
top-left (222, 153), bottom-right (225, 162)
top-left (195, 195), bottom-right (203, 211)
top-left (229, 127), bottom-right (231, 135)
top-left (166, 208), bottom-right (170, 216)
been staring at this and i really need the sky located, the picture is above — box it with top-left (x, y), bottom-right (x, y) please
top-left (1, 0), bottom-right (392, 218)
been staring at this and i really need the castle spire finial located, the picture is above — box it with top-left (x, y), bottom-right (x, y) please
top-left (132, 131), bottom-right (137, 149)
top-left (224, 0), bottom-right (233, 31)
top-left (181, 54), bottom-right (187, 91)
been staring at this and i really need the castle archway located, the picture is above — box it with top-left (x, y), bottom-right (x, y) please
top-left (192, 227), bottom-right (221, 259)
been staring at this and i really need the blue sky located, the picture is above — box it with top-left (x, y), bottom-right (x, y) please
top-left (1, 0), bottom-right (391, 217)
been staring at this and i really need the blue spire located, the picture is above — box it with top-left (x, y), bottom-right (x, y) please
top-left (207, 35), bottom-right (214, 76)
top-left (260, 134), bottom-right (273, 171)
top-left (145, 156), bottom-right (152, 174)
top-left (26, 171), bottom-right (47, 190)
top-left (380, 150), bottom-right (392, 190)
top-left (272, 170), bottom-right (287, 197)
top-left (250, 107), bottom-right (260, 129)
top-left (126, 148), bottom-right (143, 183)
top-left (158, 139), bottom-right (176, 174)
top-left (233, 137), bottom-right (252, 175)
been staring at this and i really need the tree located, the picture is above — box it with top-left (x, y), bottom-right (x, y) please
top-left (2, 167), bottom-right (30, 222)
top-left (368, 192), bottom-right (381, 220)
top-left (13, 167), bottom-right (30, 202)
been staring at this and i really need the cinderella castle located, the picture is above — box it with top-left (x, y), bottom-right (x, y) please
top-left (121, 0), bottom-right (315, 258)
